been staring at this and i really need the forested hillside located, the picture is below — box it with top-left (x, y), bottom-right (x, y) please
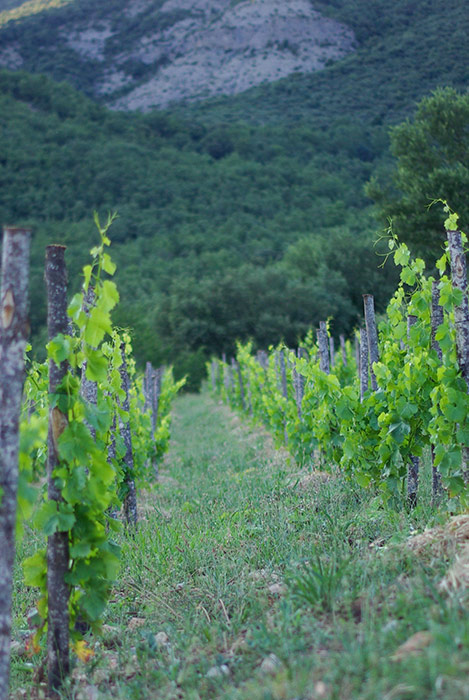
top-left (0, 69), bottom-right (398, 386)
top-left (0, 0), bottom-right (468, 386)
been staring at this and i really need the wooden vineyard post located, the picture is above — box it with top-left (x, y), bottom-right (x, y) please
top-left (119, 342), bottom-right (137, 528)
top-left (210, 360), bottom-right (217, 392)
top-left (359, 327), bottom-right (369, 402)
top-left (446, 228), bottom-right (469, 483)
top-left (151, 366), bottom-right (163, 478)
top-left (144, 361), bottom-right (153, 412)
top-left (277, 349), bottom-right (288, 444)
top-left (340, 334), bottom-right (347, 365)
top-left (141, 361), bottom-right (159, 487)
top-left (430, 280), bottom-right (443, 503)
top-left (152, 367), bottom-right (163, 426)
top-left (329, 335), bottom-right (335, 369)
top-left (317, 322), bottom-right (330, 374)
top-left (406, 314), bottom-right (419, 508)
top-left (256, 350), bottom-right (269, 385)
top-left (80, 286), bottom-right (97, 437)
top-left (228, 359), bottom-right (235, 405)
top-left (278, 349), bottom-right (288, 400)
top-left (354, 333), bottom-right (360, 376)
top-left (295, 347), bottom-right (308, 419)
top-left (233, 358), bottom-right (246, 412)
top-left (363, 294), bottom-right (379, 391)
top-left (45, 245), bottom-right (70, 695)
top-left (222, 353), bottom-right (231, 403)
top-left (256, 350), bottom-right (268, 422)
top-left (0, 227), bottom-right (30, 700)
top-left (243, 360), bottom-right (253, 417)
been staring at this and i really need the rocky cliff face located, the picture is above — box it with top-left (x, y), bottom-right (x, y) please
top-left (0, 0), bottom-right (356, 110)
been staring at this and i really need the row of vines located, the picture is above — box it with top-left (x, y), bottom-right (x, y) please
top-left (0, 215), bottom-right (184, 699)
top-left (211, 211), bottom-right (469, 511)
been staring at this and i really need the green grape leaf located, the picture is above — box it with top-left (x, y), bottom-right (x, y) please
top-left (456, 425), bottom-right (469, 446)
top-left (34, 501), bottom-right (60, 535)
top-left (400, 266), bottom-right (416, 286)
top-left (393, 245), bottom-right (410, 267)
top-left (23, 550), bottom-right (47, 587)
top-left (445, 212), bottom-right (459, 231)
top-left (84, 307), bottom-right (113, 347)
top-left (355, 472), bottom-right (371, 488)
top-left (387, 421), bottom-right (410, 445)
top-left (58, 422), bottom-right (96, 462)
top-left (100, 280), bottom-right (120, 313)
top-left (85, 348), bottom-right (109, 382)
top-left (48, 334), bottom-right (73, 365)
top-left (57, 502), bottom-right (76, 530)
top-left (83, 265), bottom-right (93, 290)
top-left (102, 253), bottom-right (116, 275)
top-left (83, 401), bottom-right (113, 433)
top-left (79, 588), bottom-right (107, 622)
top-left (70, 540), bottom-right (93, 558)
top-left (446, 476), bottom-right (465, 496)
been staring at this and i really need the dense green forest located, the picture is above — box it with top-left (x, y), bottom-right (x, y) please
top-left (0, 0), bottom-right (468, 387)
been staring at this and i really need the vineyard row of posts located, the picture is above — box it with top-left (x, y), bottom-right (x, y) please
top-left (210, 215), bottom-right (469, 511)
top-left (0, 218), bottom-right (184, 699)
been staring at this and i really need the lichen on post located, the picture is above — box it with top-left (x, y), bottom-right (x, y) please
top-left (406, 314), bottom-right (419, 508)
top-left (0, 226), bottom-right (31, 700)
top-left (446, 228), bottom-right (469, 484)
top-left (119, 342), bottom-right (138, 528)
top-left (430, 280), bottom-right (443, 503)
top-left (359, 327), bottom-right (369, 402)
top-left (44, 244), bottom-right (70, 696)
top-left (317, 321), bottom-right (330, 375)
top-left (363, 294), bottom-right (379, 391)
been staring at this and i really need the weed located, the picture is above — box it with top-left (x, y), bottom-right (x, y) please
top-left (288, 554), bottom-right (351, 612)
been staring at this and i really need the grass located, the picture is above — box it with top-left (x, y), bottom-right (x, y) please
top-left (10, 392), bottom-right (469, 699)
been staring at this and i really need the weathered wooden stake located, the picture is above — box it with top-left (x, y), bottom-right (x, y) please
top-left (278, 349), bottom-right (288, 400)
top-left (210, 360), bottom-right (217, 392)
top-left (45, 245), bottom-right (70, 695)
top-left (276, 350), bottom-right (288, 443)
top-left (0, 227), bottom-right (30, 700)
top-left (234, 359), bottom-right (246, 412)
top-left (119, 342), bottom-right (138, 527)
top-left (329, 335), bottom-right (335, 369)
top-left (295, 347), bottom-right (307, 419)
top-left (359, 327), bottom-right (369, 401)
top-left (246, 371), bottom-right (253, 416)
top-left (363, 294), bottom-right (379, 391)
top-left (355, 333), bottom-right (360, 376)
top-left (228, 358), bottom-right (235, 404)
top-left (447, 228), bottom-right (469, 483)
top-left (144, 361), bottom-right (153, 412)
top-left (222, 353), bottom-right (230, 401)
top-left (256, 350), bottom-right (268, 372)
top-left (430, 280), bottom-right (443, 503)
top-left (340, 334), bottom-right (347, 365)
top-left (406, 314), bottom-right (419, 508)
top-left (152, 366), bottom-right (163, 478)
top-left (80, 286), bottom-right (97, 438)
top-left (317, 322), bottom-right (330, 374)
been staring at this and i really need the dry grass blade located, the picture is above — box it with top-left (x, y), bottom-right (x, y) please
top-left (390, 631), bottom-right (433, 662)
top-left (405, 515), bottom-right (469, 556)
top-left (439, 542), bottom-right (469, 594)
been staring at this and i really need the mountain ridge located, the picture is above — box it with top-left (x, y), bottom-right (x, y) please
top-left (0, 0), bottom-right (356, 109)
top-left (0, 0), bottom-right (468, 385)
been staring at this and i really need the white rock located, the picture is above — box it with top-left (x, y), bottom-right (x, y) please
top-left (155, 631), bottom-right (169, 645)
top-left (206, 664), bottom-right (230, 679)
top-left (259, 653), bottom-right (283, 675)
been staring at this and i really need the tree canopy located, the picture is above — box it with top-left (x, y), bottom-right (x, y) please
top-left (367, 88), bottom-right (469, 261)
